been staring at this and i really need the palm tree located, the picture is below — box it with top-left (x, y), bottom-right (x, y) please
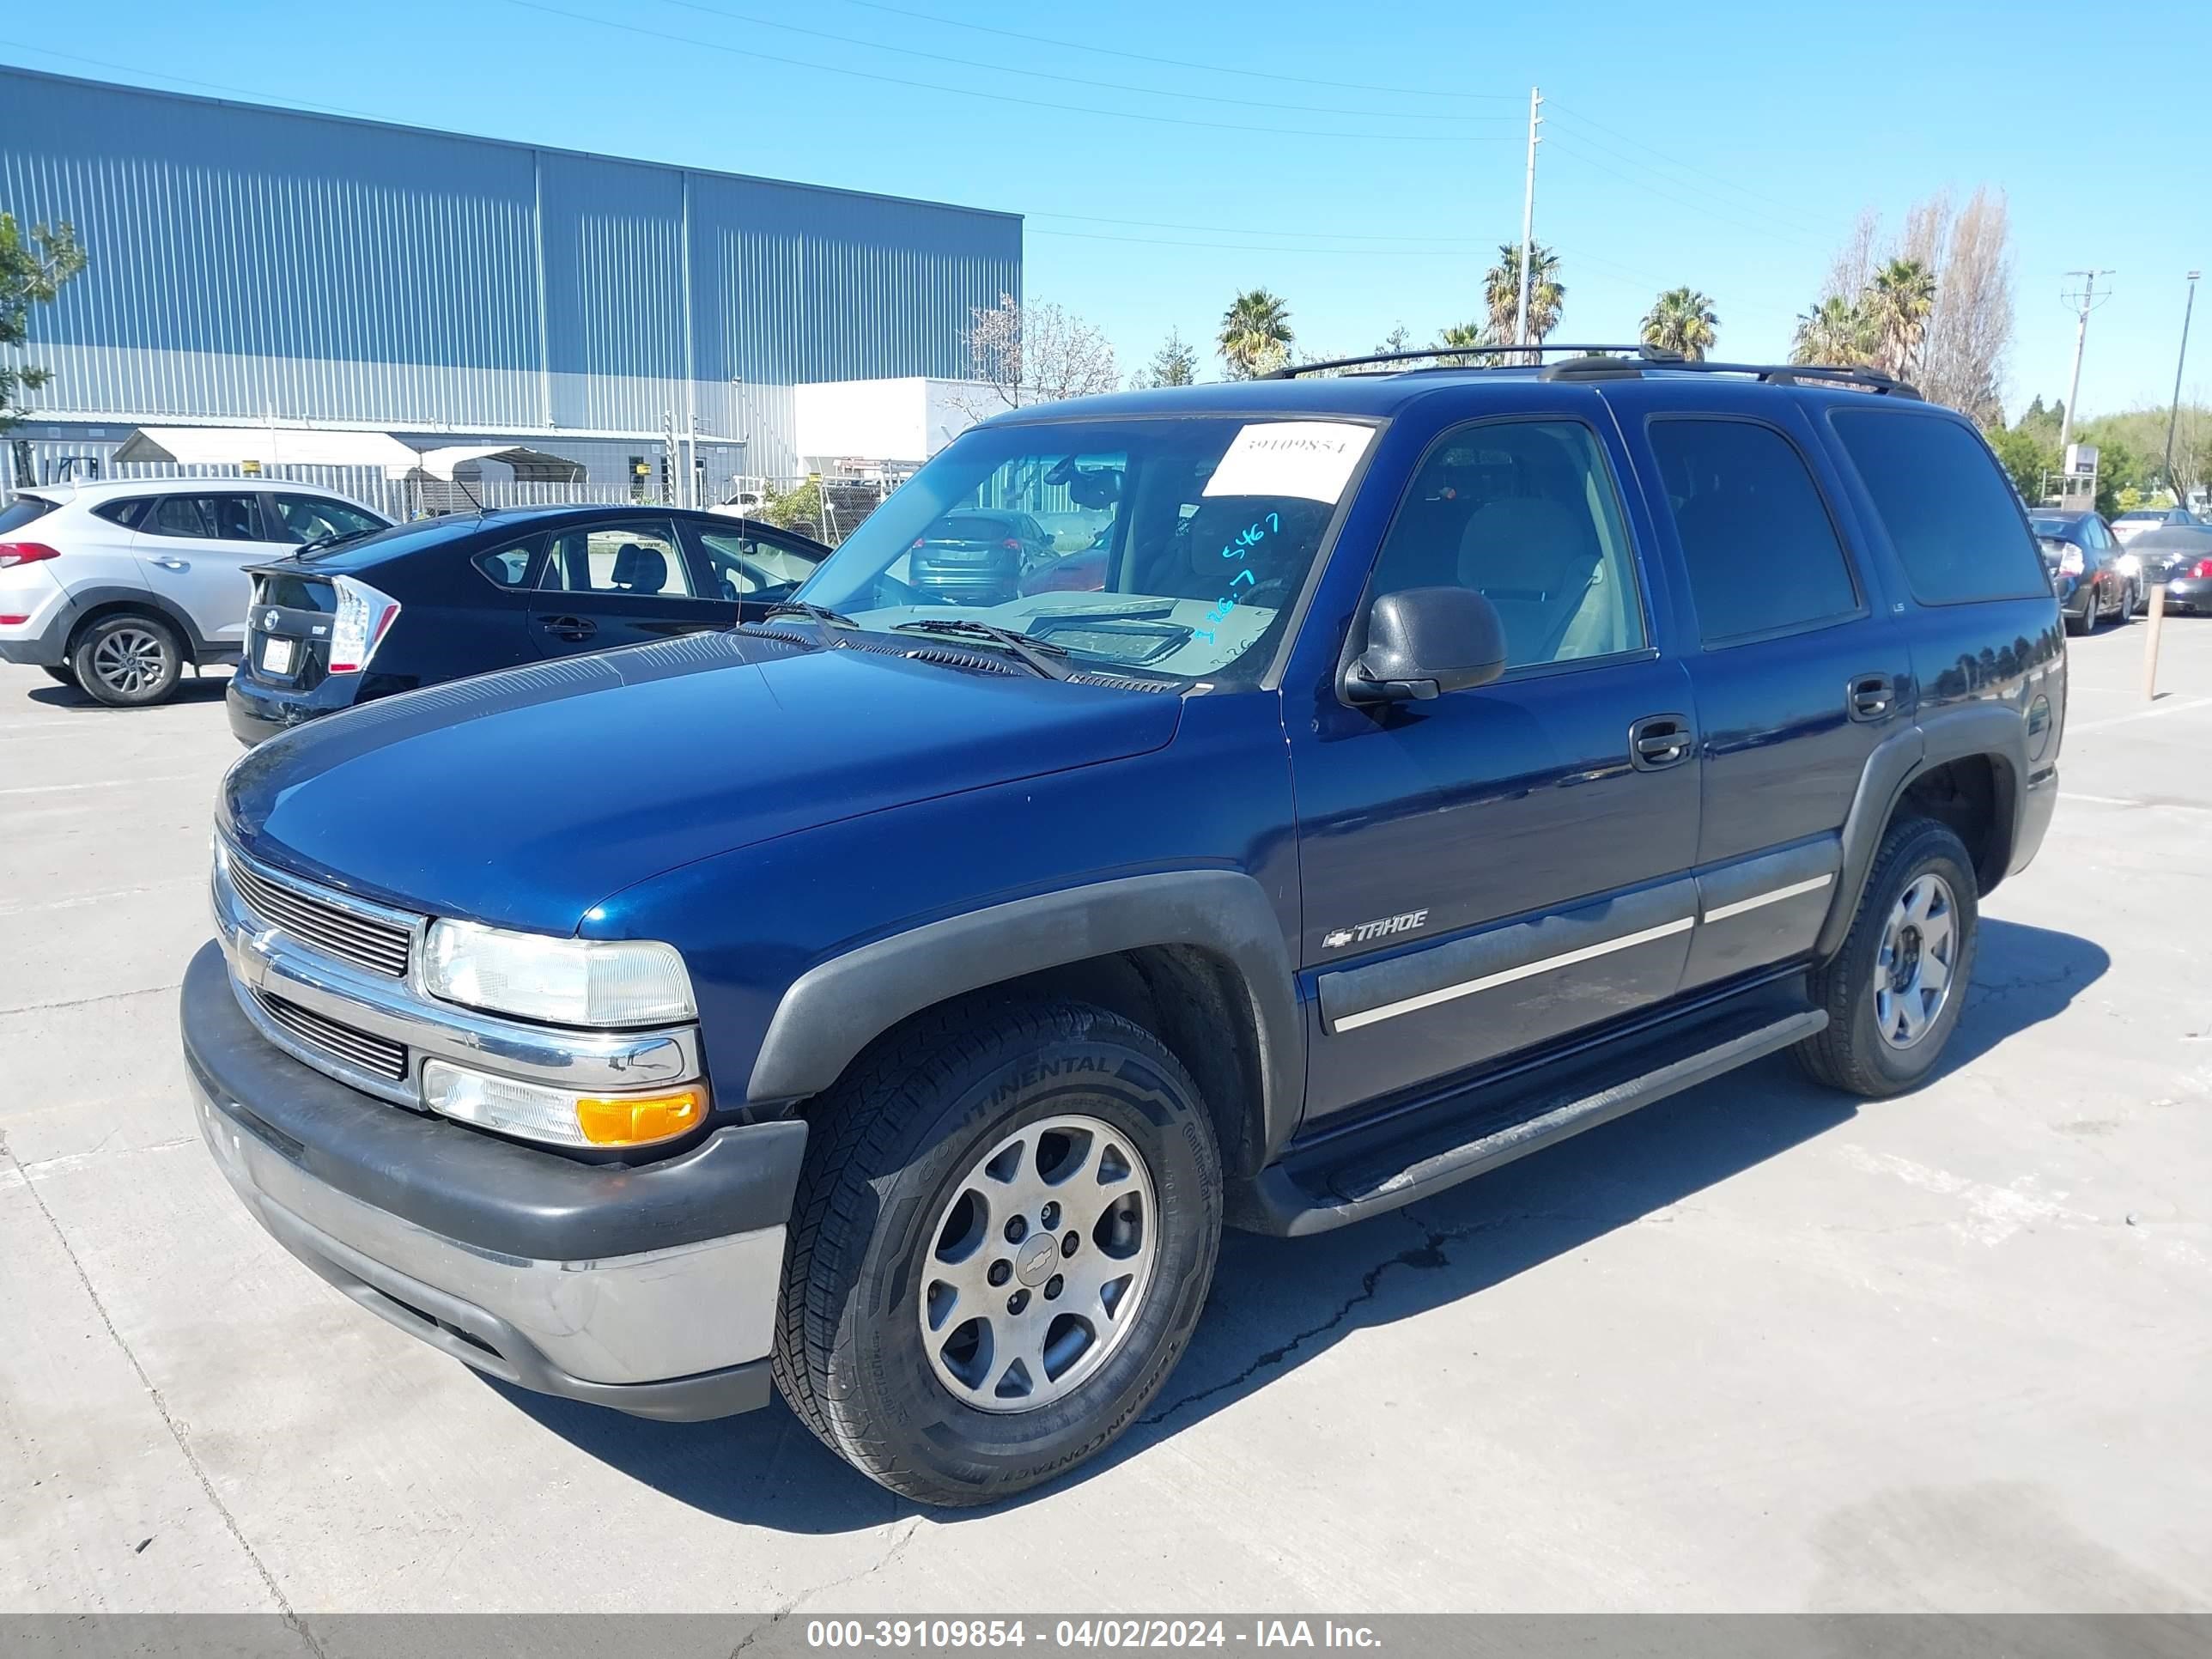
top-left (1865, 258), bottom-right (1936, 380)
top-left (1482, 243), bottom-right (1564, 362)
top-left (1437, 321), bottom-right (1486, 366)
top-left (1790, 296), bottom-right (1875, 368)
top-left (1640, 288), bottom-right (1719, 362)
top-left (1218, 289), bottom-right (1293, 380)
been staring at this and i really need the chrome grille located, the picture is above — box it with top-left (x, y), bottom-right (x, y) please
top-left (252, 990), bottom-right (409, 1082)
top-left (228, 854), bottom-right (413, 978)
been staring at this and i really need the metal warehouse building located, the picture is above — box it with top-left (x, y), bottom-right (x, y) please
top-left (0, 66), bottom-right (1021, 514)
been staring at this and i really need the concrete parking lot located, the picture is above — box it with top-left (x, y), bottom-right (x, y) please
top-left (3, 626), bottom-right (2209, 1618)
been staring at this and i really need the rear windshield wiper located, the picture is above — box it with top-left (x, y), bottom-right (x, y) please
top-left (759, 600), bottom-right (857, 629)
top-left (891, 617), bottom-right (1070, 679)
top-left (295, 528), bottom-right (378, 559)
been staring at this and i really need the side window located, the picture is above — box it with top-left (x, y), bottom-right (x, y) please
top-left (694, 528), bottom-right (823, 599)
top-left (542, 523), bottom-right (695, 597)
top-left (91, 497), bottom-right (149, 529)
top-left (1647, 417), bottom-right (1860, 645)
top-left (472, 540), bottom-right (541, 587)
top-left (144, 494), bottom-right (258, 540)
top-left (1829, 412), bottom-right (2048, 605)
top-left (1367, 419), bottom-right (1646, 670)
top-left (271, 495), bottom-right (383, 544)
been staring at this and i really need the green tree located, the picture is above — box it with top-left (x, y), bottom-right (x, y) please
top-left (1372, 324), bottom-right (1413, 356)
top-left (1217, 288), bottom-right (1293, 380)
top-left (1790, 296), bottom-right (1875, 367)
top-left (1640, 287), bottom-right (1720, 362)
top-left (1437, 321), bottom-right (1486, 366)
top-left (1986, 422), bottom-right (2058, 501)
top-left (761, 477), bottom-right (823, 537)
top-left (1483, 242), bottom-right (1564, 358)
top-left (2, 212), bottom-right (87, 428)
top-left (1133, 328), bottom-right (1198, 388)
top-left (1866, 258), bottom-right (1936, 379)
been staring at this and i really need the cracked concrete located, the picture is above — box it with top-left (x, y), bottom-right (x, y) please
top-left (5, 627), bottom-right (2212, 1614)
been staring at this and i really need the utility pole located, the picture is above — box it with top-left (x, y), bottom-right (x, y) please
top-left (2058, 269), bottom-right (2114, 452)
top-left (1514, 86), bottom-right (1542, 362)
top-left (2164, 270), bottom-right (2201, 503)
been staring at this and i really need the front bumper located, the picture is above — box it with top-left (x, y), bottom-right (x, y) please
top-left (182, 939), bottom-right (805, 1419)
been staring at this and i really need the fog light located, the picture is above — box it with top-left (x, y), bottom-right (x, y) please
top-left (422, 1060), bottom-right (706, 1150)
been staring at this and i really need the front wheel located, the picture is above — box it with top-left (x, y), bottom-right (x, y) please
top-left (774, 998), bottom-right (1222, 1507)
top-left (1796, 817), bottom-right (1978, 1097)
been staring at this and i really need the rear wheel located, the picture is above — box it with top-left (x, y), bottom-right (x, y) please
top-left (71, 613), bottom-right (183, 707)
top-left (1796, 817), bottom-right (1978, 1097)
top-left (774, 997), bottom-right (1222, 1507)
top-left (2065, 597), bottom-right (2094, 636)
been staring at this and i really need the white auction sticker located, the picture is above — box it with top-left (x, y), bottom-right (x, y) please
top-left (1201, 421), bottom-right (1373, 503)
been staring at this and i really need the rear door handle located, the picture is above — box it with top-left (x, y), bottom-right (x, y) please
top-left (538, 615), bottom-right (597, 642)
top-left (1628, 713), bottom-right (1695, 770)
top-left (149, 556), bottom-right (188, 571)
top-left (1849, 673), bottom-right (1896, 722)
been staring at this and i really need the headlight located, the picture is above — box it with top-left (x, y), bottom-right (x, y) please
top-left (422, 1060), bottom-right (705, 1149)
top-left (422, 920), bottom-right (696, 1027)
top-left (327, 574), bottom-right (401, 674)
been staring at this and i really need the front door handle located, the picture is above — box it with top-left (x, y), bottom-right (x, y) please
top-left (1628, 713), bottom-right (1695, 770)
top-left (538, 615), bottom-right (597, 643)
top-left (1848, 672), bottom-right (1896, 722)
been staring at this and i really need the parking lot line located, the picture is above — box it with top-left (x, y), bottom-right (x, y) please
top-left (0, 774), bottom-right (204, 798)
top-left (2066, 695), bottom-right (2212, 734)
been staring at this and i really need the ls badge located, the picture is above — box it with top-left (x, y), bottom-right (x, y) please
top-left (1322, 908), bottom-right (1430, 951)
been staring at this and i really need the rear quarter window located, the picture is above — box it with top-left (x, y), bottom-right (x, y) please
top-left (91, 498), bottom-right (149, 529)
top-left (1829, 411), bottom-right (2047, 605)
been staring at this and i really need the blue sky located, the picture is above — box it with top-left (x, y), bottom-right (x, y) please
top-left (4, 0), bottom-right (2205, 418)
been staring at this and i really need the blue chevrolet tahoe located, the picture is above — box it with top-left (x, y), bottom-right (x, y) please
top-left (182, 349), bottom-right (2065, 1506)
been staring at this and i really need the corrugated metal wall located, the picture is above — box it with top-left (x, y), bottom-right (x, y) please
top-left (0, 67), bottom-right (1020, 474)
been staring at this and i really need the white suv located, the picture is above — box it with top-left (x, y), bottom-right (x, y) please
top-left (0, 478), bottom-right (390, 706)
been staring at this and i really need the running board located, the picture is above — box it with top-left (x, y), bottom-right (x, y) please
top-left (1235, 1006), bottom-right (1826, 1237)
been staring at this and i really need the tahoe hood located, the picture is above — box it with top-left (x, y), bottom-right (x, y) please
top-left (221, 631), bottom-right (1181, 933)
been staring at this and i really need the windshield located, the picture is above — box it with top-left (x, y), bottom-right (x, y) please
top-left (796, 416), bottom-right (1376, 687)
top-left (2027, 517), bottom-right (2072, 540)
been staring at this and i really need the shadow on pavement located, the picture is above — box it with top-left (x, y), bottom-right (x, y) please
top-left (26, 672), bottom-right (232, 710)
top-left (499, 916), bottom-right (2105, 1527)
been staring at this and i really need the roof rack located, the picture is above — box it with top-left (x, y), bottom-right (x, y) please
top-left (1263, 343), bottom-right (1651, 379)
top-left (1265, 341), bottom-right (1921, 399)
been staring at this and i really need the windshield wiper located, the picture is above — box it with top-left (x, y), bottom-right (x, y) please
top-left (891, 617), bottom-right (1070, 679)
top-left (295, 528), bottom-right (378, 560)
top-left (760, 600), bottom-right (857, 629)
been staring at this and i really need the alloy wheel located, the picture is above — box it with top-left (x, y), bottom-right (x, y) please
top-left (917, 1113), bottom-right (1159, 1413)
top-left (90, 627), bottom-right (169, 697)
top-left (1873, 872), bottom-right (1958, 1049)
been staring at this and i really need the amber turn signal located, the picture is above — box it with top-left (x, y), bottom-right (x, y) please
top-left (574, 1088), bottom-right (706, 1147)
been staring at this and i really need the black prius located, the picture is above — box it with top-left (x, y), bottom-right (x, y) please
top-left (226, 504), bottom-right (830, 744)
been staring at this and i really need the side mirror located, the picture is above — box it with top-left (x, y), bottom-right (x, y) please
top-left (1342, 586), bottom-right (1509, 704)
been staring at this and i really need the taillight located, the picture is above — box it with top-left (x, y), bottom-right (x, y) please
top-left (0, 541), bottom-right (61, 568)
top-left (2196, 559), bottom-right (2212, 580)
top-left (326, 575), bottom-right (401, 674)
top-left (1001, 538), bottom-right (1024, 552)
top-left (2058, 545), bottom-right (2084, 576)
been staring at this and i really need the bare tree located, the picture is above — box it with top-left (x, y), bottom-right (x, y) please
top-left (947, 293), bottom-right (1119, 420)
top-left (1898, 190), bottom-right (1951, 275)
top-left (1916, 186), bottom-right (2015, 422)
top-left (1823, 206), bottom-right (1881, 306)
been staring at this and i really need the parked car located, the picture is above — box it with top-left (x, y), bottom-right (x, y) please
top-left (0, 477), bottom-right (392, 705)
top-left (2130, 523), bottom-right (2212, 614)
top-left (906, 507), bottom-right (1054, 605)
top-left (2109, 506), bottom-right (2199, 545)
top-left (2028, 509), bottom-right (2134, 634)
top-left (226, 506), bottom-right (830, 744)
top-left (183, 353), bottom-right (2062, 1507)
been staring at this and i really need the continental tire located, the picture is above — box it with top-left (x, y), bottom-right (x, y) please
top-left (772, 997), bottom-right (1221, 1506)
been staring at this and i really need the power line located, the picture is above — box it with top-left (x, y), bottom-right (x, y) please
top-left (653, 0), bottom-right (1516, 124)
top-left (1545, 99), bottom-right (1834, 224)
top-left (1540, 108), bottom-right (1826, 240)
top-left (828, 0), bottom-right (1522, 101)
top-left (495, 0), bottom-right (1517, 142)
top-left (1030, 227), bottom-right (1481, 258)
top-left (1030, 210), bottom-right (1504, 245)
top-left (0, 40), bottom-right (386, 120)
top-left (1543, 135), bottom-right (1827, 254)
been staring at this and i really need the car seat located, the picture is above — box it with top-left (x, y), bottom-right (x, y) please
top-left (611, 543), bottom-right (668, 594)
